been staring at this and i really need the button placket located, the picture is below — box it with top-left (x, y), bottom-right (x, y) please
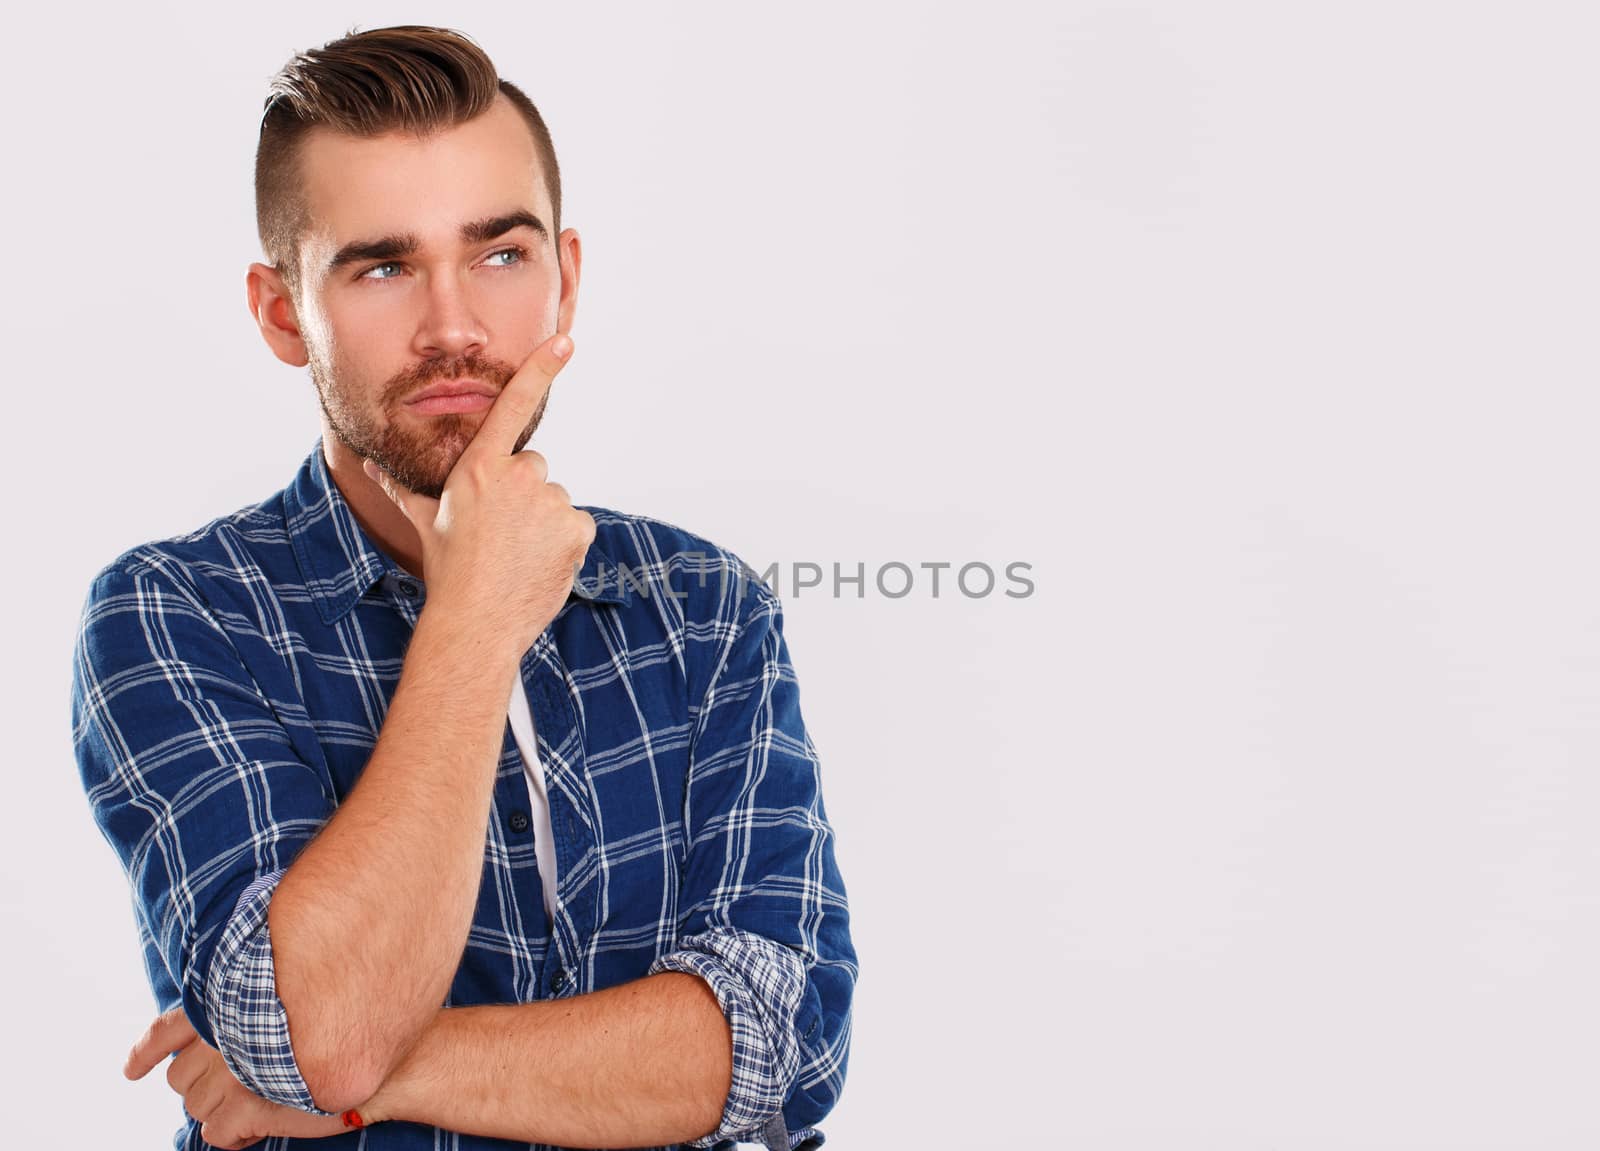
top-left (488, 722), bottom-right (550, 1003)
top-left (526, 645), bottom-right (598, 992)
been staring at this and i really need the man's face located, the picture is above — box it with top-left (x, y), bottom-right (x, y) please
top-left (292, 94), bottom-right (568, 498)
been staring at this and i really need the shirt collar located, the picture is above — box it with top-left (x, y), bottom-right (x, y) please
top-left (283, 438), bottom-right (629, 627)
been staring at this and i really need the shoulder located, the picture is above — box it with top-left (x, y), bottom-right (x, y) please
top-left (71, 502), bottom-right (285, 726)
top-left (578, 504), bottom-right (779, 619)
top-left (80, 494), bottom-right (282, 614)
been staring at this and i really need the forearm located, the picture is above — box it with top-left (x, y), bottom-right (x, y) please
top-left (359, 972), bottom-right (733, 1147)
top-left (268, 599), bottom-right (521, 1110)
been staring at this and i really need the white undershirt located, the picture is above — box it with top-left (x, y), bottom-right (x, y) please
top-left (506, 675), bottom-right (558, 920)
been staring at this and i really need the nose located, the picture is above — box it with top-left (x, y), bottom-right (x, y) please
top-left (412, 269), bottom-right (488, 362)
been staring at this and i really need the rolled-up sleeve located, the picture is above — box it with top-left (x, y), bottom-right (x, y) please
top-left (648, 583), bottom-right (858, 1150)
top-left (70, 558), bottom-right (334, 1113)
top-left (205, 868), bottom-right (329, 1107)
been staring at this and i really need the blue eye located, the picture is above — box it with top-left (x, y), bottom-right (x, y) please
top-left (484, 246), bottom-right (528, 267)
top-left (360, 261), bottom-right (404, 281)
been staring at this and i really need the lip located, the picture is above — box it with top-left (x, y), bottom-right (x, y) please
top-left (406, 378), bottom-right (498, 404)
top-left (404, 378), bottom-right (498, 416)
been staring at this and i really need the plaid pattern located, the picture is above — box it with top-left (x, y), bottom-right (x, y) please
top-left (206, 871), bottom-right (318, 1106)
top-left (70, 440), bottom-right (856, 1151)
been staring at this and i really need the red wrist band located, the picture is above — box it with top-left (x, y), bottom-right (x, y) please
top-left (341, 1108), bottom-right (366, 1129)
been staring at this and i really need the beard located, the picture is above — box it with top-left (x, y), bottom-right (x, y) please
top-left (310, 347), bottom-right (547, 500)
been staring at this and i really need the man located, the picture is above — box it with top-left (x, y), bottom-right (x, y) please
top-left (70, 24), bottom-right (855, 1151)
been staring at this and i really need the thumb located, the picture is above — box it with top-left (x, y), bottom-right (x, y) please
top-left (124, 1006), bottom-right (197, 1080)
top-left (361, 458), bottom-right (439, 527)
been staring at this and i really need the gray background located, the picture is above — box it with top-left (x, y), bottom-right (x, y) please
top-left (5, 1), bottom-right (1597, 1146)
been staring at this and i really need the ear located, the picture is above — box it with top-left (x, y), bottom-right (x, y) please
top-left (555, 228), bottom-right (582, 335)
top-left (246, 262), bottom-right (310, 368)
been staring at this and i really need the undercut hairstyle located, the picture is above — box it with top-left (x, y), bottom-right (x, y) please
top-left (255, 24), bottom-right (561, 306)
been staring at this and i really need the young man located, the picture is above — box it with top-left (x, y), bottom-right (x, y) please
top-left (70, 25), bottom-right (855, 1151)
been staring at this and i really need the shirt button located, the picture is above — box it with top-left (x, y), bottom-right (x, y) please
top-left (507, 809), bottom-right (530, 833)
top-left (551, 968), bottom-right (569, 992)
top-left (397, 578), bottom-right (421, 598)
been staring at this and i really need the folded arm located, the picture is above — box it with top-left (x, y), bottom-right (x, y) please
top-left (320, 581), bottom-right (853, 1149)
top-left (90, 557), bottom-right (855, 1147)
top-left (359, 971), bottom-right (731, 1146)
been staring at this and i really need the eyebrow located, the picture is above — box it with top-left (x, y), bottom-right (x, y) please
top-left (326, 210), bottom-right (550, 274)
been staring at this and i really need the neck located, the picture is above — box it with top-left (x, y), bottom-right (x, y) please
top-left (320, 419), bottom-right (426, 579)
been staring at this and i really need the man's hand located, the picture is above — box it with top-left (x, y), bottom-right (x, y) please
top-left (125, 1007), bottom-right (351, 1149)
top-left (362, 331), bottom-right (596, 659)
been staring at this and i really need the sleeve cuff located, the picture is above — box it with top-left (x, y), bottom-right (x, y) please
top-left (204, 868), bottom-right (334, 1114)
top-left (647, 926), bottom-right (810, 1147)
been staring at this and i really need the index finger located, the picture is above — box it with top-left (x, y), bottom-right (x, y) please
top-left (464, 331), bottom-right (573, 461)
top-left (124, 1006), bottom-right (198, 1080)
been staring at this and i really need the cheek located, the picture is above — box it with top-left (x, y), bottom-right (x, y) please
top-left (489, 280), bottom-right (561, 354)
top-left (332, 298), bottom-right (415, 353)
top-left (319, 304), bottom-right (409, 377)
top-left (503, 258), bottom-right (560, 314)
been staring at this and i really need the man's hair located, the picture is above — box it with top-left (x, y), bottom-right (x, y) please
top-left (255, 24), bottom-right (561, 306)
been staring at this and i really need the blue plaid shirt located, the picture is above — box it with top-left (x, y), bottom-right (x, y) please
top-left (69, 440), bottom-right (856, 1151)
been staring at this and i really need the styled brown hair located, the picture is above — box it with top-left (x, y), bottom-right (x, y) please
top-left (255, 24), bottom-right (561, 305)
